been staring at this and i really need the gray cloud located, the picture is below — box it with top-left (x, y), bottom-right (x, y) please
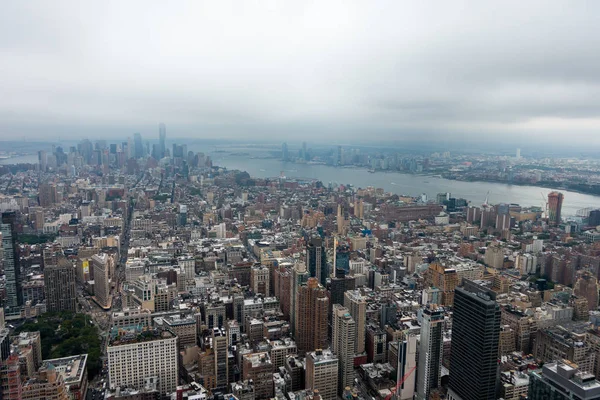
top-left (1, 1), bottom-right (600, 145)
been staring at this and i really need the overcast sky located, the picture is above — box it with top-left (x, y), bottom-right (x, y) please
top-left (1, 1), bottom-right (600, 145)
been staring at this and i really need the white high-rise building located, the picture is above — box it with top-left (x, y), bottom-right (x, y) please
top-left (332, 304), bottom-right (356, 395)
top-left (416, 306), bottom-right (444, 400)
top-left (344, 290), bottom-right (366, 354)
top-left (397, 334), bottom-right (418, 400)
top-left (107, 328), bottom-right (179, 395)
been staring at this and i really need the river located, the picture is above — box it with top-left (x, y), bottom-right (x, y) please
top-left (210, 154), bottom-right (600, 217)
top-left (2, 152), bottom-right (599, 216)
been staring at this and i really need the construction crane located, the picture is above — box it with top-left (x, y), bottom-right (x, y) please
top-left (385, 365), bottom-right (417, 400)
top-left (540, 192), bottom-right (548, 218)
top-left (483, 191), bottom-right (490, 208)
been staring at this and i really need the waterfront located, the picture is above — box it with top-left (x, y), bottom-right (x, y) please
top-left (2, 152), bottom-right (599, 216)
top-left (210, 154), bottom-right (600, 217)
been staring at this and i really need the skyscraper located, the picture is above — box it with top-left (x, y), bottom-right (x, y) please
top-left (92, 253), bottom-right (111, 309)
top-left (282, 142), bottom-right (289, 161)
top-left (332, 304), bottom-right (356, 395)
top-left (448, 280), bottom-right (501, 400)
top-left (133, 132), bottom-right (143, 159)
top-left (305, 349), bottom-right (338, 400)
top-left (306, 236), bottom-right (328, 287)
top-left (158, 123), bottom-right (166, 159)
top-left (212, 327), bottom-right (229, 391)
top-left (1, 212), bottom-right (23, 310)
top-left (396, 334), bottom-right (418, 400)
top-left (548, 191), bottom-right (564, 225)
top-left (416, 305), bottom-right (444, 400)
top-left (344, 290), bottom-right (366, 354)
top-left (290, 261), bottom-right (309, 335)
top-left (295, 277), bottom-right (328, 355)
top-left (44, 260), bottom-right (77, 312)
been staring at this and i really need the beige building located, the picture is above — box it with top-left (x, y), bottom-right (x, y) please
top-left (332, 305), bottom-right (356, 395)
top-left (21, 365), bottom-right (69, 400)
top-left (92, 253), bottom-right (112, 309)
top-left (306, 349), bottom-right (338, 400)
top-left (344, 290), bottom-right (366, 354)
top-left (107, 329), bottom-right (179, 395)
top-left (250, 265), bottom-right (270, 296)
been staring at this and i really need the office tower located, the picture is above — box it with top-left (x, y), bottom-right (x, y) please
top-left (589, 209), bottom-right (600, 226)
top-left (574, 271), bottom-right (599, 311)
top-left (448, 280), bottom-right (501, 400)
top-left (330, 268), bottom-right (355, 317)
top-left (548, 191), bottom-right (564, 225)
top-left (251, 265), bottom-right (270, 296)
top-left (162, 315), bottom-right (197, 350)
top-left (337, 145), bottom-right (343, 165)
top-left (38, 183), bottom-right (56, 207)
top-left (107, 328), bottom-right (178, 395)
top-left (529, 361), bottom-right (600, 400)
top-left (0, 329), bottom-right (11, 363)
top-left (78, 139), bottom-right (93, 164)
top-left (282, 142), bottom-right (289, 161)
top-left (133, 132), bottom-right (143, 159)
top-left (212, 327), bottom-right (229, 391)
top-left (92, 253), bottom-right (111, 309)
top-left (306, 236), bottom-right (328, 286)
top-left (396, 334), bottom-right (418, 400)
top-left (516, 148), bottom-right (521, 159)
top-left (426, 261), bottom-right (458, 306)
top-left (159, 123), bottom-right (166, 159)
top-left (30, 207), bottom-right (44, 232)
top-left (295, 278), bottom-right (328, 355)
top-left (366, 323), bottom-right (387, 363)
top-left (38, 150), bottom-right (47, 172)
top-left (332, 305), bottom-right (356, 395)
top-left (242, 352), bottom-right (273, 399)
top-left (344, 290), bottom-right (366, 354)
top-left (126, 137), bottom-right (134, 159)
top-left (380, 301), bottom-right (398, 329)
top-left (285, 355), bottom-right (306, 392)
top-left (305, 349), bottom-right (338, 400)
top-left (335, 244), bottom-right (351, 274)
top-left (416, 305), bottom-right (444, 400)
top-left (290, 262), bottom-right (309, 334)
top-left (1, 212), bottom-right (23, 310)
top-left (44, 260), bottom-right (77, 312)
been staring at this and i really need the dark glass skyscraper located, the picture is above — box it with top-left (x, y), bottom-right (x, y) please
top-left (1, 212), bottom-right (22, 310)
top-left (307, 236), bottom-right (328, 287)
top-left (448, 280), bottom-right (501, 400)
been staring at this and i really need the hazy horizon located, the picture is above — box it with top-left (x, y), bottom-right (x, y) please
top-left (2, 1), bottom-right (600, 144)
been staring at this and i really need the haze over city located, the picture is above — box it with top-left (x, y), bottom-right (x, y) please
top-left (4, 3), bottom-right (600, 400)
top-left (2, 1), bottom-right (600, 145)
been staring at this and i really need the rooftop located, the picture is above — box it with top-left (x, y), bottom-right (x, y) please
top-left (42, 354), bottom-right (88, 385)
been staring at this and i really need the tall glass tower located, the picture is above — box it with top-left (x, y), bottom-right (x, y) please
top-left (448, 280), bottom-right (501, 400)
